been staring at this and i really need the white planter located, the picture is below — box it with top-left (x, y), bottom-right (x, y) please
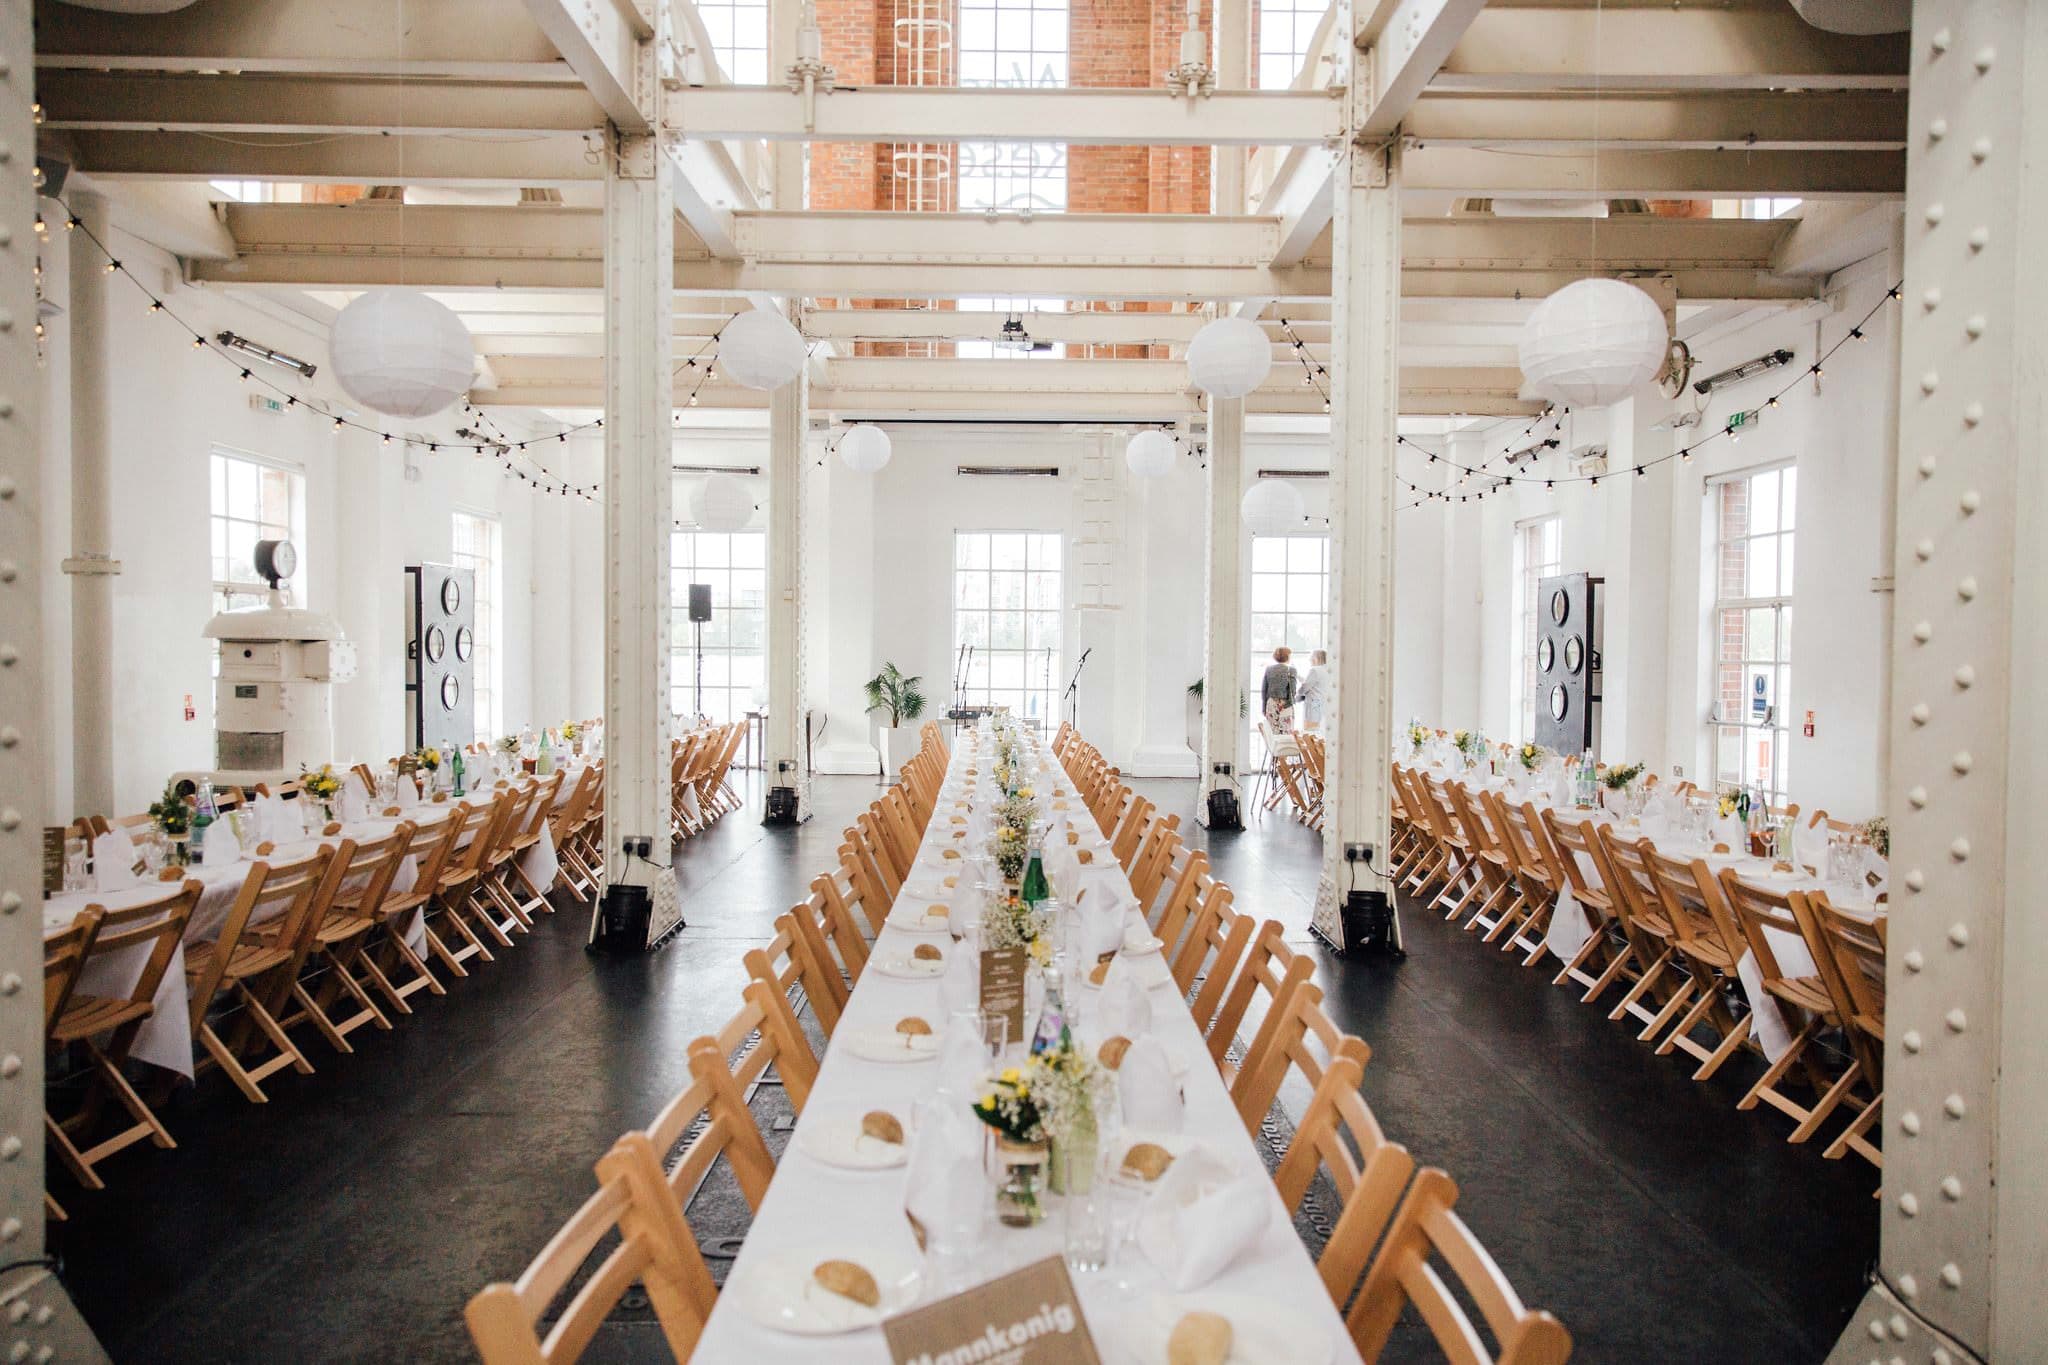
top-left (1185, 691), bottom-right (1203, 755)
top-left (876, 723), bottom-right (915, 776)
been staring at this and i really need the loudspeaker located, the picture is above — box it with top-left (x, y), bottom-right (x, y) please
top-left (764, 785), bottom-right (800, 826)
top-left (1203, 787), bottom-right (1242, 831)
top-left (588, 883), bottom-right (651, 953)
top-left (688, 583), bottom-right (713, 623)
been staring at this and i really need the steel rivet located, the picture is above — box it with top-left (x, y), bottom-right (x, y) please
top-left (1912, 621), bottom-right (1932, 644)
top-left (1935, 1349), bottom-right (1954, 1365)
top-left (1941, 1176), bottom-right (1962, 1201)
top-left (0, 1218), bottom-right (17, 1243)
top-left (1922, 287), bottom-right (1942, 310)
top-left (1905, 868), bottom-right (1925, 892)
top-left (1960, 490), bottom-right (1981, 514)
top-left (1963, 402), bottom-right (1983, 426)
top-left (1914, 539), bottom-right (1934, 561)
top-left (1910, 703), bottom-right (1931, 726)
top-left (0, 810), bottom-right (17, 832)
top-left (1950, 837), bottom-right (1970, 861)
top-left (1900, 1110), bottom-right (1921, 1135)
top-left (1903, 1029), bottom-right (1922, 1053)
top-left (1869, 1320), bottom-right (1888, 1341)
top-left (1953, 750), bottom-right (1972, 773)
top-left (1969, 227), bottom-right (1989, 252)
top-left (1941, 1263), bottom-right (1962, 1288)
top-left (1920, 371), bottom-right (1939, 394)
top-left (1954, 665), bottom-right (1975, 689)
top-left (0, 478), bottom-right (12, 499)
top-left (0, 893), bottom-right (17, 915)
top-left (0, 1137), bottom-right (18, 1160)
top-left (1917, 455), bottom-right (1936, 479)
top-left (0, 646), bottom-right (14, 667)
top-left (0, 728), bottom-right (14, 748)
top-left (1898, 1193), bottom-right (1919, 1217)
top-left (1946, 1008), bottom-right (1967, 1032)
top-left (1970, 138), bottom-right (1991, 164)
top-left (1898, 1274), bottom-right (1918, 1300)
top-left (1923, 205), bottom-right (1944, 228)
top-left (1907, 785), bottom-right (1928, 808)
top-left (0, 1056), bottom-right (18, 1080)
top-left (0, 561), bottom-right (14, 583)
top-left (1891, 1317), bottom-right (1910, 1341)
top-left (1974, 45), bottom-right (1996, 72)
top-left (1929, 28), bottom-right (1950, 54)
top-left (1904, 949), bottom-right (1925, 972)
top-left (0, 975), bottom-right (19, 997)
top-left (1965, 317), bottom-right (1985, 342)
top-left (1949, 923), bottom-right (1969, 947)
top-left (1956, 575), bottom-right (1977, 600)
top-left (1944, 1094), bottom-right (1966, 1118)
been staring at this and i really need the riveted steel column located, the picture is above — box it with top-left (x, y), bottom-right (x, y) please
top-left (764, 328), bottom-right (808, 817)
top-left (1198, 394), bottom-right (1245, 822)
top-left (63, 189), bottom-right (115, 819)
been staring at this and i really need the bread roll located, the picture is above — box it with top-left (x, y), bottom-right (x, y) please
top-left (1088, 959), bottom-right (1111, 986)
top-left (860, 1111), bottom-right (904, 1145)
top-left (1121, 1141), bottom-right (1175, 1181)
top-left (812, 1259), bottom-right (880, 1308)
top-left (1167, 1310), bottom-right (1233, 1365)
top-left (895, 1016), bottom-right (932, 1038)
top-left (912, 943), bottom-right (943, 962)
top-left (1098, 1036), bottom-right (1132, 1069)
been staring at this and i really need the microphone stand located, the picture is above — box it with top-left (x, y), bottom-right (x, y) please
top-left (1063, 647), bottom-right (1091, 727)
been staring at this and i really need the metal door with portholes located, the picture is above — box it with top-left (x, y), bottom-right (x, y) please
top-left (406, 562), bottom-right (475, 753)
top-left (1533, 571), bottom-right (1599, 756)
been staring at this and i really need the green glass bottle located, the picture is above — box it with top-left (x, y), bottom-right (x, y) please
top-left (1019, 842), bottom-right (1049, 908)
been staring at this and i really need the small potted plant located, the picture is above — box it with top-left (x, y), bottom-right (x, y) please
top-left (1517, 741), bottom-right (1547, 774)
top-left (864, 662), bottom-right (926, 776)
top-left (299, 763), bottom-right (344, 822)
top-left (148, 781), bottom-right (192, 864)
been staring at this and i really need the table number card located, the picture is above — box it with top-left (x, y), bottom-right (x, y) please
top-left (881, 1255), bottom-right (1101, 1365)
top-left (980, 946), bottom-right (1027, 1043)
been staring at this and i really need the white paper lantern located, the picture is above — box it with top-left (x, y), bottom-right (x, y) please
top-left (328, 288), bottom-right (475, 419)
top-left (693, 474), bottom-right (755, 532)
top-left (1186, 316), bottom-right (1273, 399)
top-left (1517, 279), bottom-right (1670, 408)
top-left (718, 308), bottom-right (807, 390)
top-left (837, 424), bottom-right (892, 473)
top-left (1241, 478), bottom-right (1304, 537)
top-left (1124, 430), bottom-right (1178, 478)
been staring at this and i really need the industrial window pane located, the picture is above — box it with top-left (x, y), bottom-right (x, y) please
top-left (670, 529), bottom-right (770, 724)
top-left (953, 530), bottom-right (1062, 724)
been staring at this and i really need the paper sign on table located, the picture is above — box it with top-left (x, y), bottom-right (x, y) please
top-left (980, 946), bottom-right (1027, 1045)
top-left (42, 827), bottom-right (65, 897)
top-left (880, 1255), bottom-right (1100, 1365)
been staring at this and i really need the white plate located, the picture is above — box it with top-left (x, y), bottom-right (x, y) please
top-left (872, 949), bottom-right (948, 980)
top-left (1080, 954), bottom-right (1175, 993)
top-left (1114, 1291), bottom-right (1334, 1364)
top-left (1122, 926), bottom-right (1165, 956)
top-left (795, 1109), bottom-right (913, 1170)
top-left (842, 1026), bottom-right (946, 1064)
top-left (1087, 1036), bottom-right (1192, 1079)
top-left (885, 904), bottom-right (954, 935)
top-left (731, 1246), bottom-right (923, 1336)
top-left (902, 877), bottom-right (949, 901)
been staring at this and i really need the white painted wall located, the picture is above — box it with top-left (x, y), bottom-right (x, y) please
top-left (40, 222), bottom-right (600, 818)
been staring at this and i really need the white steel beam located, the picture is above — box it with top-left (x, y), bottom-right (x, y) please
top-left (1400, 143), bottom-right (1905, 199)
top-left (1404, 90), bottom-right (1909, 152)
top-left (37, 70), bottom-right (606, 137)
top-left (667, 84), bottom-right (1340, 146)
top-left (1435, 7), bottom-right (1909, 92)
top-left (521, 0), bottom-right (657, 132)
top-left (61, 130), bottom-right (603, 187)
top-left (1771, 199), bottom-right (1908, 277)
top-left (764, 313), bottom-right (807, 815)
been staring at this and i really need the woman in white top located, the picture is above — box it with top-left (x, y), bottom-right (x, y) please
top-left (1298, 649), bottom-right (1329, 728)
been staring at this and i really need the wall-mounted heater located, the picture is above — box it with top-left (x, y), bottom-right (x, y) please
top-left (1692, 348), bottom-right (1795, 396)
top-left (956, 465), bottom-right (1062, 478)
top-left (216, 330), bottom-right (318, 379)
top-left (672, 464), bottom-right (763, 476)
top-left (1504, 438), bottom-right (1562, 467)
top-left (1254, 468), bottom-right (1328, 479)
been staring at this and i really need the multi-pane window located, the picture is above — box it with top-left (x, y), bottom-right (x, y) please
top-left (451, 512), bottom-right (502, 743)
top-left (1510, 516), bottom-right (1563, 744)
top-left (1246, 533), bottom-right (1329, 747)
top-left (954, 296), bottom-right (1064, 359)
top-left (210, 448), bottom-right (302, 614)
top-left (695, 0), bottom-right (769, 83)
top-left (1708, 465), bottom-right (1797, 803)
top-left (1257, 0), bottom-right (1324, 88)
top-left (670, 530), bottom-right (768, 724)
top-left (954, 532), bottom-right (1062, 725)
top-left (957, 0), bottom-right (1067, 214)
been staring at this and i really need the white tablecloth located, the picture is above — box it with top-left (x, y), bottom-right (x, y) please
top-left (693, 731), bottom-right (1360, 1362)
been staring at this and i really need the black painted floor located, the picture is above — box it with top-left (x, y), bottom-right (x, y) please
top-left (50, 775), bottom-right (1874, 1362)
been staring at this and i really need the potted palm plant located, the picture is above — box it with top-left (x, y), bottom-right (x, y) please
top-left (865, 662), bottom-right (927, 776)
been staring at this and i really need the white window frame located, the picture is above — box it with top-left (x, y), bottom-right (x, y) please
top-left (670, 529), bottom-right (769, 725)
top-left (450, 510), bottom-right (503, 743)
top-left (693, 0), bottom-right (769, 83)
top-left (1509, 515), bottom-right (1563, 744)
top-left (209, 445), bottom-right (304, 614)
top-left (954, 296), bottom-right (1065, 359)
top-left (953, 531), bottom-right (1063, 726)
top-left (1706, 461), bottom-right (1797, 804)
top-left (1245, 532), bottom-right (1330, 751)
top-left (1256, 0), bottom-right (1323, 89)
top-left (957, 0), bottom-right (1068, 215)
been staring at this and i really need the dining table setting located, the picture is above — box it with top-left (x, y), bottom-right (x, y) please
top-left (693, 718), bottom-right (1361, 1363)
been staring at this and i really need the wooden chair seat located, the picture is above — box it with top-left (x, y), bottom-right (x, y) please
top-left (50, 993), bottom-right (153, 1043)
top-left (1763, 974), bottom-right (1834, 1016)
top-left (184, 938), bottom-right (291, 981)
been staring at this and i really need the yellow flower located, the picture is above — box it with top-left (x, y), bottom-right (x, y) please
top-left (999, 1067), bottom-right (1021, 1084)
top-left (1017, 787), bottom-right (1035, 800)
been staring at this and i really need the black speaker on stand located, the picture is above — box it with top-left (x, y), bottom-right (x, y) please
top-left (687, 583), bottom-right (711, 718)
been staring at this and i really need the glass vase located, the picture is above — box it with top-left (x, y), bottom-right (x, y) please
top-left (1049, 1116), bottom-right (1098, 1197)
top-left (995, 1139), bottom-right (1048, 1227)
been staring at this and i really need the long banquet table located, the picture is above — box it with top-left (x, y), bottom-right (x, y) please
top-left (695, 730), bottom-right (1361, 1363)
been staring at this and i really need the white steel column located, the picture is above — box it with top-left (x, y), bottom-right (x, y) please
top-left (1312, 66), bottom-right (1401, 947)
top-left (599, 126), bottom-right (676, 900)
top-left (2, 0), bottom-right (110, 1346)
top-left (1826, 0), bottom-right (2048, 1358)
top-left (764, 335), bottom-right (807, 817)
top-left (63, 189), bottom-right (116, 817)
top-left (1198, 395), bottom-right (1246, 822)
top-left (1213, 0), bottom-right (1249, 215)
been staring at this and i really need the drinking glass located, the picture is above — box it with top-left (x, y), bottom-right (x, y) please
top-left (63, 838), bottom-right (89, 894)
top-left (1062, 1146), bottom-right (1113, 1273)
top-left (139, 829), bottom-right (165, 874)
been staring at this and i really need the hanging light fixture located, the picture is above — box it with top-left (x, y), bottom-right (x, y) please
top-left (1517, 279), bottom-right (1669, 408)
top-left (718, 308), bottom-right (807, 390)
top-left (1241, 478), bottom-right (1305, 536)
top-left (692, 474), bottom-right (755, 532)
top-left (1186, 316), bottom-right (1273, 399)
top-left (328, 289), bottom-right (475, 419)
top-left (1124, 429), bottom-right (1178, 478)
top-left (837, 423), bottom-right (892, 473)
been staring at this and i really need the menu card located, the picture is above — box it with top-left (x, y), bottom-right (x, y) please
top-left (42, 827), bottom-right (64, 897)
top-left (980, 945), bottom-right (1027, 1044)
top-left (881, 1255), bottom-right (1100, 1365)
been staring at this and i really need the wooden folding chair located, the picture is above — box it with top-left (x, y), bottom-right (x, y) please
top-left (855, 809), bottom-right (907, 894)
top-left (1639, 845), bottom-right (1753, 1080)
top-left (1206, 917), bottom-right (1316, 1082)
top-left (1110, 794), bottom-right (1155, 870)
top-left (1444, 782), bottom-right (1524, 943)
top-left (288, 827), bottom-right (413, 1050)
top-left (1590, 828), bottom-right (1690, 1036)
top-left (184, 849), bottom-right (334, 1103)
top-left (478, 783), bottom-right (544, 938)
top-left (1127, 813), bottom-right (1182, 910)
top-left (1273, 1052), bottom-right (1414, 1309)
top-left (836, 840), bottom-right (893, 936)
top-left (1486, 796), bottom-right (1562, 966)
top-left (642, 1037), bottom-right (779, 1215)
top-left (1348, 1168), bottom-right (1573, 1364)
top-left (696, 978), bottom-right (820, 1117)
top-left (1229, 977), bottom-right (1371, 1137)
top-left (1807, 895), bottom-right (1884, 1168)
top-left (366, 812), bottom-right (464, 998)
top-left (808, 867), bottom-right (874, 986)
top-left (1538, 810), bottom-right (1633, 1002)
top-left (431, 798), bottom-right (512, 967)
top-left (744, 912), bottom-right (845, 1039)
top-left (464, 1134), bottom-right (714, 1364)
top-left (1178, 891), bottom-right (1255, 1042)
top-left (1150, 846), bottom-right (1210, 961)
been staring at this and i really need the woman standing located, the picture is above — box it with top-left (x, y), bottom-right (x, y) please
top-left (1298, 648), bottom-right (1329, 728)
top-left (1261, 647), bottom-right (1300, 730)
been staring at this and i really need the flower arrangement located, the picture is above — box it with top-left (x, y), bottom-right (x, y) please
top-left (1861, 816), bottom-right (1889, 859)
top-left (1517, 741), bottom-right (1547, 774)
top-left (299, 763), bottom-right (343, 804)
top-left (971, 1039), bottom-right (1112, 1149)
top-left (1407, 720), bottom-right (1429, 754)
top-left (413, 747), bottom-right (442, 772)
top-left (147, 781), bottom-right (191, 837)
top-left (1601, 761), bottom-right (1645, 791)
top-left (992, 824), bottom-right (1029, 882)
top-left (559, 721), bottom-right (581, 743)
top-left (1452, 729), bottom-right (1485, 761)
top-left (981, 890), bottom-right (1052, 967)
top-left (1716, 787), bottom-right (1750, 822)
top-left (495, 735), bottom-right (521, 756)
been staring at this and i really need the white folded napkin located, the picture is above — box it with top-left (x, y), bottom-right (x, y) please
top-left (1079, 892), bottom-right (1125, 963)
top-left (94, 824), bottom-right (140, 890)
top-left (255, 793), bottom-right (292, 843)
top-left (1792, 818), bottom-right (1830, 875)
top-left (201, 826), bottom-right (240, 867)
top-left (1096, 956), bottom-right (1154, 1037)
top-left (904, 1106), bottom-right (988, 1253)
top-left (1711, 814), bottom-right (1746, 851)
top-left (1117, 1035), bottom-right (1183, 1133)
top-left (938, 947), bottom-right (981, 1018)
top-left (1137, 1146), bottom-right (1269, 1291)
top-left (397, 777), bottom-right (420, 810)
top-left (338, 783), bottom-right (368, 823)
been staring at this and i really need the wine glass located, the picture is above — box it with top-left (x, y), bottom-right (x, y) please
top-left (63, 837), bottom-right (89, 894)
